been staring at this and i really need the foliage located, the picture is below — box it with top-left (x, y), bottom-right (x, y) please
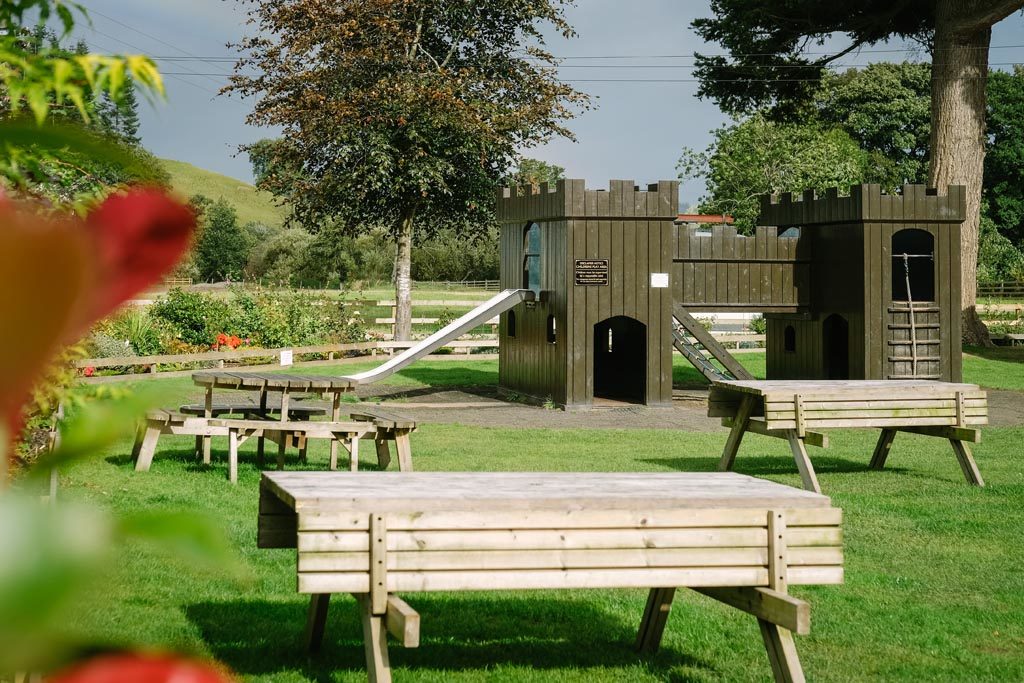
top-left (245, 226), bottom-right (315, 285)
top-left (985, 65), bottom-right (1024, 248)
top-left (193, 195), bottom-right (250, 282)
top-left (149, 288), bottom-right (234, 347)
top-left (146, 287), bottom-right (368, 349)
top-left (93, 307), bottom-right (167, 356)
top-left (812, 62), bottom-right (932, 190)
top-left (504, 157), bottom-right (566, 190)
top-left (748, 315), bottom-right (767, 335)
top-left (228, 0), bottom-right (589, 339)
top-left (679, 114), bottom-right (868, 232)
top-left (978, 206), bottom-right (1024, 282)
top-left (412, 228), bottom-right (500, 282)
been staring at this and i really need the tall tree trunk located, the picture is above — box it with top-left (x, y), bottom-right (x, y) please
top-left (393, 206), bottom-right (416, 341)
top-left (929, 1), bottom-right (994, 346)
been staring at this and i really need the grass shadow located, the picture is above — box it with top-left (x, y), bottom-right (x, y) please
top-left (185, 594), bottom-right (713, 678)
top-left (643, 454), bottom-right (904, 477)
top-left (387, 364), bottom-right (497, 388)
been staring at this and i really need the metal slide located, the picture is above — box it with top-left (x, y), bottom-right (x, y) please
top-left (672, 304), bottom-right (754, 383)
top-left (340, 289), bottom-right (534, 385)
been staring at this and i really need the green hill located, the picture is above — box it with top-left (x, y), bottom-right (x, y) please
top-left (159, 158), bottom-right (290, 227)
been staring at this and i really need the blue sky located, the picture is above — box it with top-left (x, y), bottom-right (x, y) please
top-left (73, 1), bottom-right (1024, 208)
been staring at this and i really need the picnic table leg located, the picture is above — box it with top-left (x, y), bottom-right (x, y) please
top-left (349, 436), bottom-right (360, 472)
top-left (356, 594), bottom-right (392, 683)
top-left (718, 395), bottom-right (755, 472)
top-left (785, 431), bottom-right (821, 494)
top-left (256, 388), bottom-right (267, 467)
top-left (950, 439), bottom-right (985, 486)
top-left (130, 422), bottom-right (145, 461)
top-left (375, 436), bottom-right (392, 470)
top-left (635, 587), bottom-right (676, 654)
top-left (228, 428), bottom-right (239, 484)
top-left (134, 424), bottom-right (162, 472)
top-left (202, 386), bottom-right (213, 465)
top-left (758, 619), bottom-right (805, 683)
top-left (277, 391), bottom-right (290, 470)
top-left (305, 593), bottom-right (331, 653)
top-left (330, 392), bottom-right (342, 471)
top-left (395, 431), bottom-right (413, 472)
top-left (869, 429), bottom-right (897, 470)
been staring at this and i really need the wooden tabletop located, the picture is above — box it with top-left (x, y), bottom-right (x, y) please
top-left (712, 379), bottom-right (984, 399)
top-left (261, 471), bottom-right (832, 513)
top-left (193, 371), bottom-right (356, 391)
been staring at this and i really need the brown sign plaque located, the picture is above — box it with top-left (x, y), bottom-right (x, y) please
top-left (575, 259), bottom-right (609, 286)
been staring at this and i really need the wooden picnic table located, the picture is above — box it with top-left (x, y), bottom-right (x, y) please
top-left (193, 371), bottom-right (356, 468)
top-left (709, 380), bottom-right (988, 493)
top-left (258, 471), bottom-right (844, 683)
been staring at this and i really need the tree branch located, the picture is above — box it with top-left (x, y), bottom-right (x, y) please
top-left (813, 38), bottom-right (868, 67)
top-left (949, 0), bottom-right (1024, 38)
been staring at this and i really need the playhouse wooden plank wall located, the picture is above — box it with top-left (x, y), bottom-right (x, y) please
top-left (673, 225), bottom-right (810, 313)
top-left (497, 180), bottom-right (678, 407)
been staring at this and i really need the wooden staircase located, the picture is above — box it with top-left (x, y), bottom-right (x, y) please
top-left (672, 305), bottom-right (754, 383)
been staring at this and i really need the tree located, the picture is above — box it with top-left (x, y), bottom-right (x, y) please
top-left (95, 77), bottom-right (142, 146)
top-left (679, 114), bottom-right (868, 233)
top-left (504, 157), bottom-right (566, 190)
top-left (691, 0), bottom-right (1024, 345)
top-left (227, 0), bottom-right (588, 340)
top-left (813, 63), bottom-right (932, 190)
top-left (984, 66), bottom-right (1024, 249)
top-left (193, 195), bottom-right (251, 282)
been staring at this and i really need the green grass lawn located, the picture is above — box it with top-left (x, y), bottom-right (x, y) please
top-left (160, 159), bottom-right (290, 228)
top-left (50, 350), bottom-right (1024, 682)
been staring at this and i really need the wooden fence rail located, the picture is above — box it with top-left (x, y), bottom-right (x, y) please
top-left (977, 281), bottom-right (1024, 298)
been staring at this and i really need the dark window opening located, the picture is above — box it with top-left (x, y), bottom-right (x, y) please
top-left (822, 314), bottom-right (850, 380)
top-left (891, 229), bottom-right (935, 302)
top-left (784, 325), bottom-right (796, 353)
top-left (593, 316), bottom-right (646, 403)
top-left (506, 311), bottom-right (516, 338)
top-left (546, 314), bottom-right (556, 344)
top-left (522, 222), bottom-right (541, 295)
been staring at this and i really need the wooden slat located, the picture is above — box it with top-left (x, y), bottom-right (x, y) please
top-left (296, 526), bottom-right (842, 553)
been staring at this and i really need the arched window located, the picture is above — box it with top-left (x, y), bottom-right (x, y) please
top-left (784, 325), bottom-right (796, 353)
top-left (891, 229), bottom-right (935, 302)
top-left (522, 223), bottom-right (541, 295)
top-left (546, 314), bottom-right (556, 344)
top-left (506, 311), bottom-right (516, 338)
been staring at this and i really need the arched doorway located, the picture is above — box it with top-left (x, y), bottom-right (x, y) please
top-left (594, 316), bottom-right (646, 403)
top-left (822, 314), bottom-right (850, 380)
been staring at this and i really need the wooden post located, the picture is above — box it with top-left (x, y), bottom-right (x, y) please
top-left (330, 392), bottom-right (341, 470)
top-left (375, 437), bottom-right (392, 470)
top-left (718, 395), bottom-right (755, 472)
top-left (349, 437), bottom-right (360, 472)
top-left (395, 431), bottom-right (414, 472)
top-left (305, 593), bottom-right (331, 653)
top-left (356, 594), bottom-right (392, 683)
top-left (759, 509), bottom-right (805, 682)
top-left (256, 387), bottom-right (267, 467)
top-left (869, 429), bottom-right (897, 470)
top-left (202, 386), bottom-right (213, 465)
top-left (635, 587), bottom-right (677, 654)
top-left (949, 439), bottom-right (985, 486)
top-left (277, 391), bottom-right (290, 470)
top-left (134, 425), bottom-right (162, 472)
top-left (228, 429), bottom-right (239, 484)
top-left (785, 432), bottom-right (821, 494)
top-left (370, 514), bottom-right (388, 615)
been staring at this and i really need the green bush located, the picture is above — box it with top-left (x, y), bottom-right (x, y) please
top-left (748, 315), bottom-right (767, 335)
top-left (150, 288), bottom-right (233, 347)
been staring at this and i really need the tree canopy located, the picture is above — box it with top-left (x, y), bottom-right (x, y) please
top-left (691, 0), bottom-right (1024, 344)
top-left (228, 0), bottom-right (587, 338)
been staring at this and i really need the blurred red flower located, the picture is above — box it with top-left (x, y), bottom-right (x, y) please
top-left (0, 187), bottom-right (196, 460)
top-left (50, 652), bottom-right (235, 683)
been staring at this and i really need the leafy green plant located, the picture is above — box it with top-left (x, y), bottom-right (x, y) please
top-left (149, 288), bottom-right (232, 347)
top-left (748, 315), bottom-right (767, 335)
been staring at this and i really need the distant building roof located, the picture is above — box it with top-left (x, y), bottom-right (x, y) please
top-left (675, 214), bottom-right (735, 225)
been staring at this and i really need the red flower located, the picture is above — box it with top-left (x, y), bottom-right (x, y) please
top-left (83, 367), bottom-right (95, 377)
top-left (0, 188), bottom-right (196, 461)
top-left (86, 188), bottom-right (196, 323)
top-left (50, 652), bottom-right (234, 683)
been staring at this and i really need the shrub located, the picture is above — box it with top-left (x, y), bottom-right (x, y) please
top-left (748, 315), bottom-right (767, 335)
top-left (95, 308), bottom-right (166, 356)
top-left (150, 288), bottom-right (233, 347)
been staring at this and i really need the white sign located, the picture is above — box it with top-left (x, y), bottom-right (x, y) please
top-left (650, 273), bottom-right (670, 288)
top-left (280, 349), bottom-right (294, 366)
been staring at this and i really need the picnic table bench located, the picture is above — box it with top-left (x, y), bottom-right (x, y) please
top-left (132, 402), bottom-right (417, 482)
top-left (258, 471), bottom-right (844, 683)
top-left (710, 379), bottom-right (988, 492)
